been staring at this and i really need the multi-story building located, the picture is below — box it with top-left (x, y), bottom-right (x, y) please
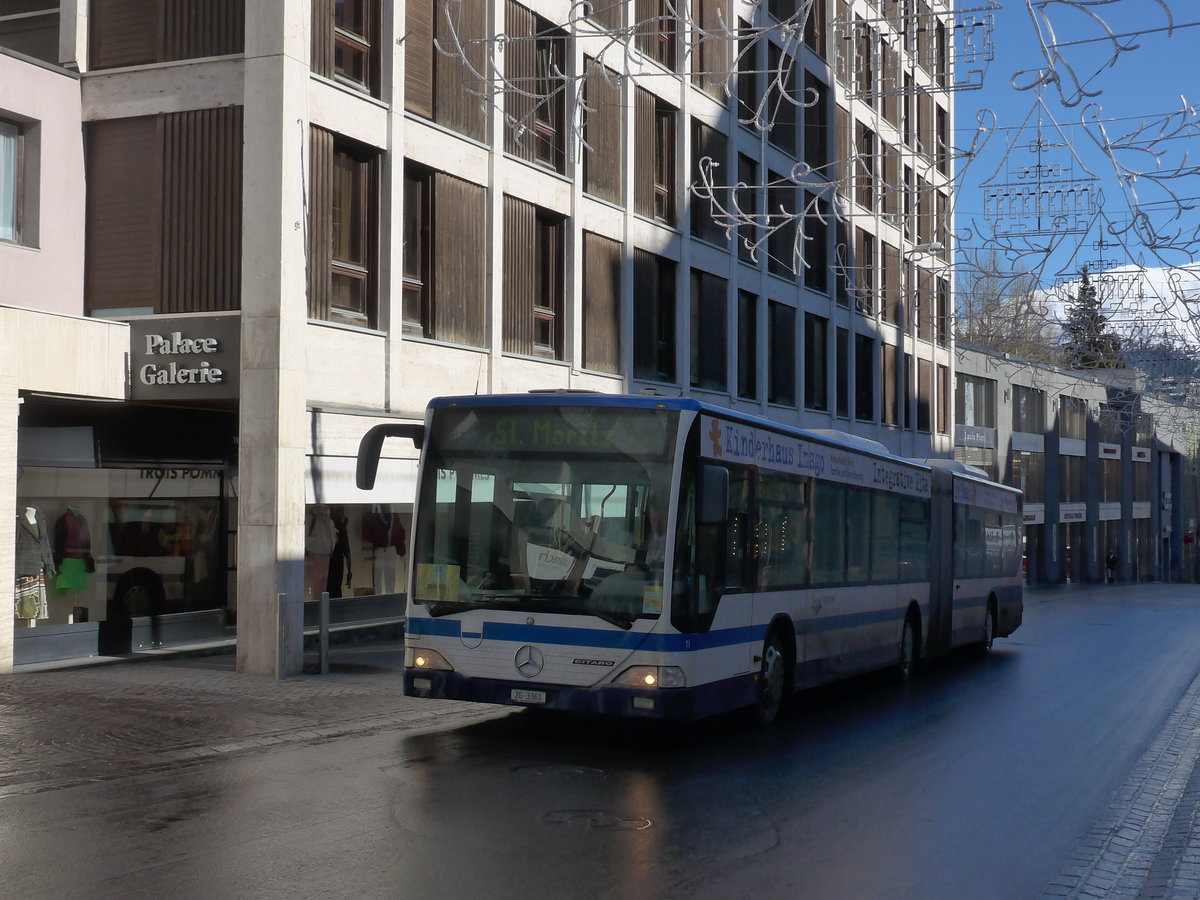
top-left (955, 344), bottom-right (1196, 586)
top-left (1, 1), bottom-right (957, 673)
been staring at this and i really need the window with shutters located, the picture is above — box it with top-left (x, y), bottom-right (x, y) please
top-left (803, 192), bottom-right (829, 292)
top-left (854, 227), bottom-right (875, 315)
top-left (691, 119), bottom-right (727, 246)
top-left (329, 144), bottom-right (376, 328)
top-left (855, 333), bottom-right (875, 421)
top-left (86, 110), bottom-right (243, 316)
top-left (505, 3), bottom-right (567, 174)
top-left (767, 174), bottom-right (797, 280)
top-left (736, 154), bottom-right (757, 265)
top-left (804, 0), bottom-right (827, 57)
top-left (634, 88), bottom-right (676, 223)
top-left (691, 0), bottom-right (729, 97)
top-left (738, 290), bottom-right (758, 400)
top-left (766, 43), bottom-right (797, 156)
top-left (307, 128), bottom-right (378, 328)
top-left (582, 232), bottom-right (622, 374)
top-left (917, 358), bottom-right (932, 432)
top-left (804, 313), bottom-right (828, 411)
top-left (804, 73), bottom-right (830, 172)
top-left (583, 60), bottom-right (623, 205)
top-left (404, 0), bottom-right (486, 141)
top-left (503, 196), bottom-right (565, 359)
top-left (634, 0), bottom-right (677, 71)
top-left (836, 326), bottom-right (850, 417)
top-left (882, 342), bottom-right (899, 425)
top-left (332, 0), bottom-right (379, 94)
top-left (633, 249), bottom-right (676, 383)
top-left (402, 166), bottom-right (431, 334)
top-left (690, 269), bottom-right (727, 392)
top-left (90, 0), bottom-right (244, 69)
top-left (768, 300), bottom-right (796, 407)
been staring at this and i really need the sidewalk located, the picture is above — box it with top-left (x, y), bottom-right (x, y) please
top-left (0, 641), bottom-right (502, 801)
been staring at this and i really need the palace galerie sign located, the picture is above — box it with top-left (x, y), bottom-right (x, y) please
top-left (128, 315), bottom-right (240, 401)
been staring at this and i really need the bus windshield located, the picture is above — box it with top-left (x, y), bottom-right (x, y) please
top-left (411, 405), bottom-right (679, 629)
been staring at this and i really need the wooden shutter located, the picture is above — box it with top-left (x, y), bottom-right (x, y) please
top-left (436, 0), bottom-right (486, 139)
top-left (311, 0), bottom-right (335, 81)
top-left (503, 195), bottom-right (536, 355)
top-left (583, 60), bottom-right (623, 204)
top-left (405, 0), bottom-right (434, 118)
top-left (308, 126), bottom-right (334, 321)
top-left (503, 1), bottom-right (536, 164)
top-left (85, 117), bottom-right (163, 313)
top-left (90, 0), bottom-right (161, 69)
top-left (432, 172), bottom-right (487, 347)
top-left (164, 0), bottom-right (244, 61)
top-left (161, 107), bottom-right (243, 313)
top-left (633, 87), bottom-right (656, 218)
top-left (582, 232), bottom-right (622, 374)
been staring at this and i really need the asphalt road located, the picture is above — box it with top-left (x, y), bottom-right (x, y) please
top-left (4, 583), bottom-right (1200, 899)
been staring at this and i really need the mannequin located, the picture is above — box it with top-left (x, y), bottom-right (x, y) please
top-left (55, 504), bottom-right (95, 596)
top-left (362, 505), bottom-right (407, 594)
top-left (304, 504), bottom-right (338, 602)
top-left (15, 505), bottom-right (56, 620)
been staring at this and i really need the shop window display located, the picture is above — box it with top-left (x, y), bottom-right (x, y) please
top-left (15, 467), bottom-right (226, 627)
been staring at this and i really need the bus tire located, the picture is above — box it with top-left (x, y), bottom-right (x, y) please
top-left (896, 609), bottom-right (919, 684)
top-left (752, 625), bottom-right (792, 726)
top-left (974, 598), bottom-right (997, 658)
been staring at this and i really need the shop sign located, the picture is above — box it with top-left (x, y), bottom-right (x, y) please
top-left (129, 316), bottom-right (240, 401)
top-left (955, 424), bottom-right (994, 448)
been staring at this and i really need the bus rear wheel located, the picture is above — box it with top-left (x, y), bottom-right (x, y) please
top-left (753, 629), bottom-right (789, 726)
top-left (896, 612), bottom-right (919, 683)
top-left (975, 600), bottom-right (997, 658)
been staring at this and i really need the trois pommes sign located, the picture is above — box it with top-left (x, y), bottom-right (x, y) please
top-left (128, 315), bottom-right (240, 401)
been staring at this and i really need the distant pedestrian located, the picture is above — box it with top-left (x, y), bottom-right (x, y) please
top-left (1105, 548), bottom-right (1117, 583)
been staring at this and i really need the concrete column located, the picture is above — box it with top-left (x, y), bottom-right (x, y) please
top-left (0, 315), bottom-right (17, 674)
top-left (58, 0), bottom-right (88, 71)
top-left (236, 1), bottom-right (310, 677)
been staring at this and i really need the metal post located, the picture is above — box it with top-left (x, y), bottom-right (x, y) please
top-left (319, 590), bottom-right (330, 675)
top-left (276, 592), bottom-right (287, 680)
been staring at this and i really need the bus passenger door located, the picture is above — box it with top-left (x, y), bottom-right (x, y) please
top-left (686, 465), bottom-right (755, 686)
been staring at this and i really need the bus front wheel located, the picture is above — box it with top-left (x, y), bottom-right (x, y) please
top-left (752, 628), bottom-right (790, 726)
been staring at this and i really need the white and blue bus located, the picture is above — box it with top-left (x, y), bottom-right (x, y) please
top-left (357, 393), bottom-right (1023, 723)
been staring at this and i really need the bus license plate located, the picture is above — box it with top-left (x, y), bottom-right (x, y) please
top-left (511, 689), bottom-right (546, 704)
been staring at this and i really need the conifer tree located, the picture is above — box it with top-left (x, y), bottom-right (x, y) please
top-left (1060, 267), bottom-right (1123, 369)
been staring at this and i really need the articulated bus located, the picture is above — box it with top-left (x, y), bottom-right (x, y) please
top-left (357, 393), bottom-right (1023, 723)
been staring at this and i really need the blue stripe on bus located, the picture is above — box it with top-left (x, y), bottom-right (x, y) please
top-left (407, 617), bottom-right (766, 652)
top-left (408, 604), bottom-right (917, 651)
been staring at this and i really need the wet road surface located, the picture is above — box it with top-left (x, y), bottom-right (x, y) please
top-left (3, 583), bottom-right (1200, 899)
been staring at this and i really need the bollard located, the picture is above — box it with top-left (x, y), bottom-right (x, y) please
top-left (319, 591), bottom-right (330, 675)
top-left (276, 592), bottom-right (288, 679)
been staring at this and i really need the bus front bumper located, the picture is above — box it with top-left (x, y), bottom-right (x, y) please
top-left (404, 669), bottom-right (756, 721)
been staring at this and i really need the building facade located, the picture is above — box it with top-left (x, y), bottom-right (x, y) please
top-left (955, 344), bottom-right (1196, 587)
top-left (4, 1), bottom-right (963, 672)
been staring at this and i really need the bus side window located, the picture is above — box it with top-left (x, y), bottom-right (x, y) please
top-left (811, 481), bottom-right (847, 585)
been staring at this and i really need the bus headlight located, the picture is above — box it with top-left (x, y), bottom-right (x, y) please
top-left (613, 665), bottom-right (686, 689)
top-left (406, 647), bottom-right (454, 671)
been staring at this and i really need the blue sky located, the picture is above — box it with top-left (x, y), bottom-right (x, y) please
top-left (954, 0), bottom-right (1200, 283)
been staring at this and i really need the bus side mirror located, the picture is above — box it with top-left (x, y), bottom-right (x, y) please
top-left (697, 464), bottom-right (729, 527)
top-left (356, 423), bottom-right (425, 490)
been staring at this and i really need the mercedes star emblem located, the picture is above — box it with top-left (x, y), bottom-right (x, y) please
top-left (515, 645), bottom-right (544, 678)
